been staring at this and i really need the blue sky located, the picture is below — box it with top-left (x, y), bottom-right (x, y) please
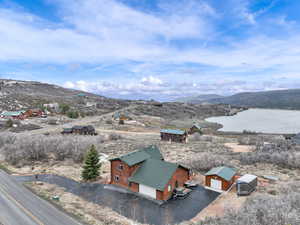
top-left (0, 0), bottom-right (300, 100)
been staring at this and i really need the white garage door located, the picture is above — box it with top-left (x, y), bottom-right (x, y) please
top-left (139, 184), bottom-right (156, 199)
top-left (211, 179), bottom-right (222, 190)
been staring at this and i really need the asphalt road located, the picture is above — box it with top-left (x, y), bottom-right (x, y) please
top-left (0, 170), bottom-right (82, 225)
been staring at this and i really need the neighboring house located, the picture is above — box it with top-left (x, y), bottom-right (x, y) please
top-left (86, 102), bottom-right (97, 108)
top-left (160, 129), bottom-right (188, 143)
top-left (0, 110), bottom-right (27, 120)
top-left (25, 109), bottom-right (44, 117)
top-left (110, 145), bottom-right (190, 201)
top-left (205, 166), bottom-right (237, 192)
top-left (188, 124), bottom-right (202, 135)
top-left (113, 112), bottom-right (130, 121)
top-left (62, 125), bottom-right (97, 135)
top-left (43, 103), bottom-right (59, 113)
top-left (292, 133), bottom-right (300, 145)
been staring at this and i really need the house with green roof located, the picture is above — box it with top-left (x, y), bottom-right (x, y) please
top-left (205, 166), bottom-right (237, 192)
top-left (110, 145), bottom-right (190, 201)
top-left (0, 110), bottom-right (27, 120)
top-left (188, 124), bottom-right (202, 135)
top-left (160, 129), bottom-right (188, 143)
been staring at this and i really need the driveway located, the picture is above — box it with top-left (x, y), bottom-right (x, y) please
top-left (15, 174), bottom-right (220, 225)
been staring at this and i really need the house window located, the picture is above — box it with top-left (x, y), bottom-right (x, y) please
top-left (114, 175), bottom-right (120, 182)
top-left (168, 184), bottom-right (172, 192)
top-left (118, 164), bottom-right (124, 171)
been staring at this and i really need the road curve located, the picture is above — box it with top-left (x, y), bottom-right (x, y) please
top-left (0, 170), bottom-right (82, 225)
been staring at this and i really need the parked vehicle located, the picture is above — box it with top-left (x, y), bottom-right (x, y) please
top-left (173, 187), bottom-right (192, 199)
top-left (184, 180), bottom-right (198, 188)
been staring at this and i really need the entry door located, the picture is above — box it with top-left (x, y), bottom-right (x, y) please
top-left (139, 184), bottom-right (156, 199)
top-left (211, 179), bottom-right (222, 190)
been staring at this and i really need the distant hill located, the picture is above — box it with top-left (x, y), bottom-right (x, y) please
top-left (174, 94), bottom-right (223, 103)
top-left (0, 79), bottom-right (129, 114)
top-left (177, 89), bottom-right (300, 110)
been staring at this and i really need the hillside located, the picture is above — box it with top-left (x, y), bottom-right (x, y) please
top-left (174, 94), bottom-right (223, 103)
top-left (177, 89), bottom-right (300, 110)
top-left (0, 79), bottom-right (130, 115)
top-left (0, 79), bottom-right (239, 121)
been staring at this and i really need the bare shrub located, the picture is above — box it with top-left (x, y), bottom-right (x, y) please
top-left (189, 153), bottom-right (232, 172)
top-left (197, 182), bottom-right (300, 225)
top-left (108, 133), bottom-right (123, 141)
top-left (239, 140), bottom-right (300, 169)
top-left (0, 133), bottom-right (106, 166)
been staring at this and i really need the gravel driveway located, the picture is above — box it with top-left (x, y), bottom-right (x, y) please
top-left (15, 174), bottom-right (220, 225)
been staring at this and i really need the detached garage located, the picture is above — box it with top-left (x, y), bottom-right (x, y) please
top-left (205, 166), bottom-right (237, 192)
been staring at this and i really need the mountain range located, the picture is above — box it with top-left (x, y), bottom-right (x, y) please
top-left (175, 89), bottom-right (300, 110)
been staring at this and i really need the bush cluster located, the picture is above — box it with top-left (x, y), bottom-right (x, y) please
top-left (197, 182), bottom-right (300, 225)
top-left (239, 140), bottom-right (300, 169)
top-left (0, 133), bottom-right (106, 167)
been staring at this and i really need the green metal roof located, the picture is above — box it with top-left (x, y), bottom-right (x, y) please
top-left (1, 111), bottom-right (26, 116)
top-left (192, 124), bottom-right (202, 130)
top-left (205, 166), bottom-right (237, 181)
top-left (141, 145), bottom-right (163, 160)
top-left (160, 129), bottom-right (186, 135)
top-left (110, 145), bottom-right (163, 166)
top-left (128, 158), bottom-right (179, 191)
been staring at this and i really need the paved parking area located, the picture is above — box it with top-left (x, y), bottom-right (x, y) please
top-left (15, 174), bottom-right (220, 225)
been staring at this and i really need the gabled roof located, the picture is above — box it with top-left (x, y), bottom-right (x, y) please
top-left (128, 158), bottom-right (179, 191)
top-left (160, 129), bottom-right (186, 135)
top-left (110, 145), bottom-right (163, 166)
top-left (141, 145), bottom-right (164, 160)
top-left (191, 124), bottom-right (202, 130)
top-left (205, 166), bottom-right (237, 181)
top-left (1, 110), bottom-right (26, 116)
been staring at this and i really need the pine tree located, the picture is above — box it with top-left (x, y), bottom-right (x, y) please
top-left (81, 145), bottom-right (101, 181)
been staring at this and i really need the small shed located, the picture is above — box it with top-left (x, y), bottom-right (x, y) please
top-left (205, 166), bottom-right (237, 192)
top-left (189, 124), bottom-right (202, 135)
top-left (236, 174), bottom-right (257, 196)
top-left (61, 128), bottom-right (73, 135)
top-left (160, 129), bottom-right (187, 143)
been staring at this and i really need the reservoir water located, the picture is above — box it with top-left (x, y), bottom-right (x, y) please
top-left (206, 108), bottom-right (300, 134)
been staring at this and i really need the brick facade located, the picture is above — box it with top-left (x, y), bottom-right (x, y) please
top-left (110, 160), bottom-right (190, 200)
top-left (205, 175), bottom-right (235, 191)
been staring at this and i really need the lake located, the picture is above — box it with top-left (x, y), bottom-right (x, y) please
top-left (205, 108), bottom-right (300, 134)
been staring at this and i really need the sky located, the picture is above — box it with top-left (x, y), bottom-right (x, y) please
top-left (0, 0), bottom-right (300, 100)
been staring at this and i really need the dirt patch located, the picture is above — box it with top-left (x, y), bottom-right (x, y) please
top-left (191, 188), bottom-right (247, 223)
top-left (225, 142), bottom-right (254, 152)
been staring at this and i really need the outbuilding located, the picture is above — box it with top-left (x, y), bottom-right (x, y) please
top-left (188, 124), bottom-right (202, 135)
top-left (160, 129), bottom-right (187, 143)
top-left (205, 166), bottom-right (237, 192)
top-left (236, 174), bottom-right (257, 196)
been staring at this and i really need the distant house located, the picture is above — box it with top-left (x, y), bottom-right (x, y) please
top-left (43, 103), bottom-right (59, 113)
top-left (25, 109), bottom-right (44, 117)
top-left (160, 129), bottom-right (187, 143)
top-left (110, 146), bottom-right (190, 201)
top-left (113, 112), bottom-right (130, 121)
top-left (61, 125), bottom-right (97, 135)
top-left (205, 166), bottom-right (237, 192)
top-left (188, 124), bottom-right (202, 135)
top-left (0, 110), bottom-right (27, 120)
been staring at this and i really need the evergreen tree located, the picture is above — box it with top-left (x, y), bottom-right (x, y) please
top-left (81, 145), bottom-right (101, 181)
